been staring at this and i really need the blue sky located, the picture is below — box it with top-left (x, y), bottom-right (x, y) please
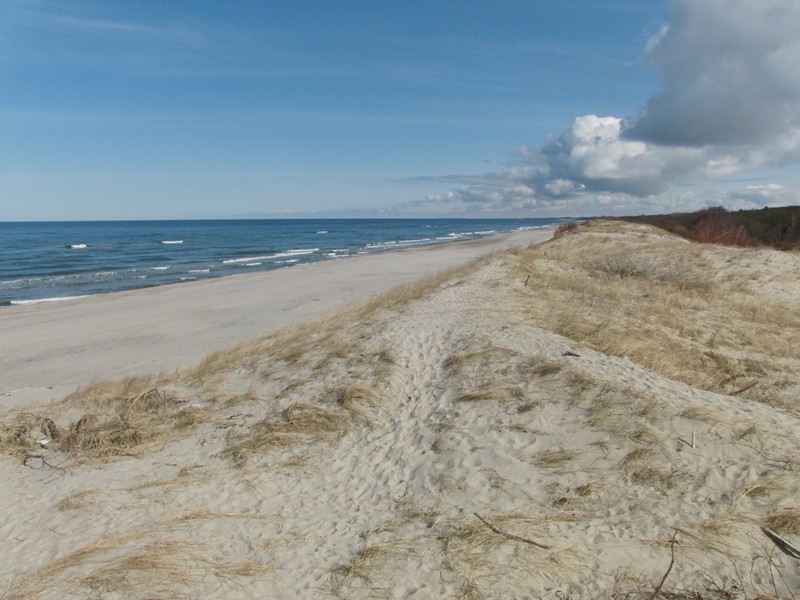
top-left (1, 1), bottom-right (799, 220)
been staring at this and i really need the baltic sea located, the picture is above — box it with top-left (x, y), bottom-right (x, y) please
top-left (0, 218), bottom-right (561, 306)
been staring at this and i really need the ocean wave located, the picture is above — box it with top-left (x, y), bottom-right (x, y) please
top-left (272, 248), bottom-right (319, 258)
top-left (316, 230), bottom-right (328, 234)
top-left (11, 295), bottom-right (89, 305)
top-left (243, 262), bottom-right (262, 267)
top-left (1, 271), bottom-right (117, 287)
top-left (151, 266), bottom-right (170, 271)
top-left (366, 238), bottom-right (433, 249)
top-left (222, 255), bottom-right (274, 265)
top-left (67, 243), bottom-right (88, 249)
top-left (224, 248), bottom-right (319, 264)
top-left (0, 277), bottom-right (42, 287)
top-left (188, 269), bottom-right (211, 273)
top-left (161, 240), bottom-right (183, 244)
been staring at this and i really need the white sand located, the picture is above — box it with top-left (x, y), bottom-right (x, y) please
top-left (0, 228), bottom-right (552, 408)
top-left (2, 222), bottom-right (799, 599)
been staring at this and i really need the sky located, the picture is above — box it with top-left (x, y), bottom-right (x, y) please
top-left (1, 0), bottom-right (799, 220)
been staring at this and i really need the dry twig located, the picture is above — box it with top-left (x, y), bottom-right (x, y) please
top-left (650, 531), bottom-right (678, 600)
top-left (473, 513), bottom-right (551, 549)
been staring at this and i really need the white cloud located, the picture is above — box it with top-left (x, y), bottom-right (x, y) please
top-left (727, 183), bottom-right (799, 209)
top-left (408, 0), bottom-right (800, 216)
top-left (539, 114), bottom-right (688, 197)
top-left (625, 0), bottom-right (800, 151)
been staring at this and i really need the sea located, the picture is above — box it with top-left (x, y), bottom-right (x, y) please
top-left (0, 218), bottom-right (562, 307)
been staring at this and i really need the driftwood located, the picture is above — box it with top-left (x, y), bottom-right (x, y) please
top-left (762, 526), bottom-right (800, 560)
top-left (473, 513), bottom-right (551, 549)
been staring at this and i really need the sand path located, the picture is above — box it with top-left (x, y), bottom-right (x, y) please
top-left (0, 228), bottom-right (552, 407)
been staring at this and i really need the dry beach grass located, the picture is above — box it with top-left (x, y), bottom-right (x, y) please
top-left (1, 221), bottom-right (799, 598)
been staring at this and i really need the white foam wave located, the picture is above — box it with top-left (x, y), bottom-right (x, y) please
top-left (152, 266), bottom-right (170, 270)
top-left (223, 255), bottom-right (273, 264)
top-left (188, 269), bottom-right (211, 273)
top-left (11, 295), bottom-right (89, 305)
top-left (316, 230), bottom-right (328, 234)
top-left (272, 248), bottom-right (319, 259)
top-left (366, 238), bottom-right (432, 249)
top-left (0, 278), bottom-right (34, 287)
top-left (243, 262), bottom-right (262, 267)
top-left (224, 248), bottom-right (318, 264)
top-left (161, 240), bottom-right (183, 244)
top-left (67, 243), bottom-right (87, 249)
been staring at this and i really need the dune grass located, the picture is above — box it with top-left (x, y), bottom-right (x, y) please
top-left (513, 220), bottom-right (800, 411)
top-left (440, 512), bottom-right (582, 592)
top-left (0, 376), bottom-right (191, 460)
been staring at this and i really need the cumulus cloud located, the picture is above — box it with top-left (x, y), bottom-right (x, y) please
top-left (410, 0), bottom-right (800, 215)
top-left (538, 114), bottom-right (713, 197)
top-left (624, 0), bottom-right (800, 149)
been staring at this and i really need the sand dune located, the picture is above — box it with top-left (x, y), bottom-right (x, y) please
top-left (1, 221), bottom-right (799, 599)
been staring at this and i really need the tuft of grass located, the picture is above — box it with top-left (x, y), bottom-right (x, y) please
top-left (175, 510), bottom-right (268, 522)
top-left (222, 402), bottom-right (350, 467)
top-left (55, 488), bottom-right (101, 512)
top-left (764, 508), bottom-right (800, 536)
top-left (459, 577), bottom-right (486, 600)
top-left (79, 540), bottom-right (207, 594)
top-left (441, 513), bottom-right (579, 587)
top-left (680, 407), bottom-right (719, 423)
top-left (216, 560), bottom-right (271, 578)
top-left (9, 531), bottom-right (151, 597)
top-left (575, 480), bottom-right (605, 497)
top-left (0, 412), bottom-right (45, 457)
top-left (733, 473), bottom-right (795, 504)
top-left (525, 358), bottom-right (564, 377)
top-left (621, 447), bottom-right (657, 468)
top-left (455, 386), bottom-right (524, 403)
top-left (0, 376), bottom-right (219, 461)
top-left (328, 539), bottom-right (408, 592)
top-left (583, 253), bottom-right (709, 290)
top-left (333, 386), bottom-right (381, 411)
top-left (536, 447), bottom-right (578, 468)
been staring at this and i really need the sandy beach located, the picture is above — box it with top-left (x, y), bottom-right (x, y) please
top-left (0, 228), bottom-right (551, 408)
top-left (2, 221), bottom-right (799, 599)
